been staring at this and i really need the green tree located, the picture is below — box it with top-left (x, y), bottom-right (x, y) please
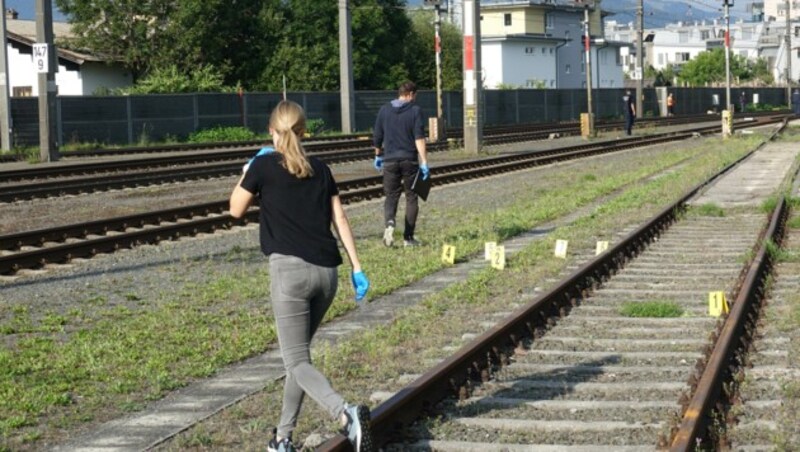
top-left (55, 0), bottom-right (177, 80)
top-left (57, 0), bottom-right (278, 86)
top-left (678, 48), bottom-right (749, 86)
top-left (257, 0), bottom-right (414, 91)
top-left (158, 0), bottom-right (281, 87)
top-left (405, 9), bottom-right (463, 90)
top-left (121, 64), bottom-right (230, 94)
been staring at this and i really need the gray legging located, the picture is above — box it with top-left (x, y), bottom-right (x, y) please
top-left (269, 253), bottom-right (346, 439)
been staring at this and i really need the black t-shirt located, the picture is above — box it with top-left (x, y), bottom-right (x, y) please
top-left (240, 153), bottom-right (342, 267)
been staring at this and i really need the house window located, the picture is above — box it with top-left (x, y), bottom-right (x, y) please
top-left (13, 87), bottom-right (33, 97)
top-left (679, 31), bottom-right (689, 43)
top-left (675, 52), bottom-right (690, 62)
top-left (658, 53), bottom-right (664, 64)
top-left (550, 48), bottom-right (554, 54)
top-left (795, 26), bottom-right (800, 37)
top-left (566, 64), bottom-right (571, 74)
top-left (542, 47), bottom-right (546, 54)
top-left (701, 30), bottom-right (710, 40)
top-left (546, 14), bottom-right (554, 29)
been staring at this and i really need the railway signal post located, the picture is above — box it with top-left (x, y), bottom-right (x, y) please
top-left (36, 0), bottom-right (59, 161)
top-left (425, 0), bottom-right (447, 142)
top-left (463, 0), bottom-right (483, 153)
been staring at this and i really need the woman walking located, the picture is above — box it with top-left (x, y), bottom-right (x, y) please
top-left (229, 100), bottom-right (374, 452)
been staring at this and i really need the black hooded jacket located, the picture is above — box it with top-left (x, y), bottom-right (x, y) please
top-left (372, 99), bottom-right (426, 162)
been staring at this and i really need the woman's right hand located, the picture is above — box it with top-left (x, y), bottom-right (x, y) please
top-left (351, 271), bottom-right (370, 303)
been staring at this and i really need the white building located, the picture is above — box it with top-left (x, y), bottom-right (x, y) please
top-left (4, 9), bottom-right (131, 96)
top-left (479, 0), bottom-right (627, 89)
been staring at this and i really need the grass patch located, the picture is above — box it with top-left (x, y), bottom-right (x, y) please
top-left (619, 301), bottom-right (684, 318)
top-left (694, 203), bottom-right (725, 217)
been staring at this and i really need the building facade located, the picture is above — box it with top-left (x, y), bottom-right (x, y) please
top-left (4, 9), bottom-right (131, 97)
top-left (479, 0), bottom-right (627, 89)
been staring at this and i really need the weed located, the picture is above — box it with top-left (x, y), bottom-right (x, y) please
top-left (619, 301), bottom-right (684, 318)
top-left (694, 203), bottom-right (725, 217)
top-left (761, 196), bottom-right (779, 214)
top-left (188, 126), bottom-right (258, 143)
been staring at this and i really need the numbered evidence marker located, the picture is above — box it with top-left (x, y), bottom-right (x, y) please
top-left (484, 241), bottom-right (497, 261)
top-left (441, 244), bottom-right (456, 265)
top-left (491, 245), bottom-right (506, 270)
top-left (708, 291), bottom-right (729, 317)
top-left (554, 239), bottom-right (569, 259)
top-left (595, 240), bottom-right (609, 255)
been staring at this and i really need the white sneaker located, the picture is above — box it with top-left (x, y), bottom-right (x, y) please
top-left (382, 223), bottom-right (395, 247)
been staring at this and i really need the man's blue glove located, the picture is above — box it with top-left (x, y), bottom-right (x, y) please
top-left (373, 156), bottom-right (383, 172)
top-left (420, 163), bottom-right (430, 181)
top-left (351, 271), bottom-right (370, 303)
top-left (243, 147), bottom-right (275, 173)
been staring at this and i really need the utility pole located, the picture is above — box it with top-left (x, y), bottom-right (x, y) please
top-left (36, 0), bottom-right (58, 161)
top-left (724, 0), bottom-right (732, 113)
top-left (636, 0), bottom-right (643, 119)
top-left (0, 0), bottom-right (13, 151)
top-left (425, 0), bottom-right (446, 141)
top-left (786, 0), bottom-right (792, 107)
top-left (462, 0), bottom-right (482, 153)
top-left (583, 3), bottom-right (595, 137)
top-left (338, 0), bottom-right (355, 134)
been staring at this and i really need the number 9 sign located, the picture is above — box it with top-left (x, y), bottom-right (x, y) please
top-left (33, 43), bottom-right (49, 74)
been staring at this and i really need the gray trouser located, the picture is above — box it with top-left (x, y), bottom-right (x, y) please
top-left (269, 254), bottom-right (345, 439)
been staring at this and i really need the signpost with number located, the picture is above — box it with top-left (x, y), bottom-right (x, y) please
top-left (33, 43), bottom-right (49, 73)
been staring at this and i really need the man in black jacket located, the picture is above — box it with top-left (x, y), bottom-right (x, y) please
top-left (373, 81), bottom-right (430, 248)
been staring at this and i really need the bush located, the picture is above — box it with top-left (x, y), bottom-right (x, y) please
top-left (188, 127), bottom-right (258, 143)
top-left (306, 119), bottom-right (326, 136)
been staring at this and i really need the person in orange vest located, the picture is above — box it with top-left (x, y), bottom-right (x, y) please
top-left (667, 93), bottom-right (675, 116)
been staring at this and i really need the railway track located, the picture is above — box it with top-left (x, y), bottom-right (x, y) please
top-left (0, 118), bottom-right (779, 276)
top-left (313, 120), bottom-right (791, 451)
top-left (0, 112), bottom-right (732, 162)
top-left (0, 114), bottom-right (780, 203)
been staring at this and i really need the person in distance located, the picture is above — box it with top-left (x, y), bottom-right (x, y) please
top-left (372, 80), bottom-right (430, 248)
top-left (230, 100), bottom-right (374, 452)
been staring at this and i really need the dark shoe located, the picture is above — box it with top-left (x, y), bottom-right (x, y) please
top-left (403, 238), bottom-right (422, 248)
top-left (382, 221), bottom-right (395, 247)
top-left (343, 404), bottom-right (374, 452)
top-left (268, 430), bottom-right (296, 452)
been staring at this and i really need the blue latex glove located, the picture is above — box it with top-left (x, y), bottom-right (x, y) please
top-left (351, 271), bottom-right (370, 303)
top-left (243, 147), bottom-right (275, 173)
top-left (373, 156), bottom-right (383, 172)
top-left (420, 163), bottom-right (430, 181)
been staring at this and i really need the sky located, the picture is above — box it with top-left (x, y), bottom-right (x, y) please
top-left (5, 0), bottom-right (67, 21)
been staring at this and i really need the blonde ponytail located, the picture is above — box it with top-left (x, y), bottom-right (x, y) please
top-left (269, 101), bottom-right (313, 178)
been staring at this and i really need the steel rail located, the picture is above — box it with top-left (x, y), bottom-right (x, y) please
top-left (0, 115), bottom-right (785, 274)
top-left (0, 114), bottom-right (778, 203)
top-left (669, 196), bottom-right (788, 451)
top-left (0, 127), bottom-right (730, 255)
top-left (315, 119), bottom-right (790, 451)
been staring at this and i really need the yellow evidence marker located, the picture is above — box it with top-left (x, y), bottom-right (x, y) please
top-left (484, 241), bottom-right (497, 261)
top-left (554, 239), bottom-right (569, 259)
top-left (491, 245), bottom-right (506, 270)
top-left (595, 241), bottom-right (609, 255)
top-left (441, 244), bottom-right (456, 265)
top-left (708, 291), bottom-right (729, 317)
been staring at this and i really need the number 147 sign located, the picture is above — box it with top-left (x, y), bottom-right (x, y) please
top-left (33, 43), bottom-right (49, 73)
